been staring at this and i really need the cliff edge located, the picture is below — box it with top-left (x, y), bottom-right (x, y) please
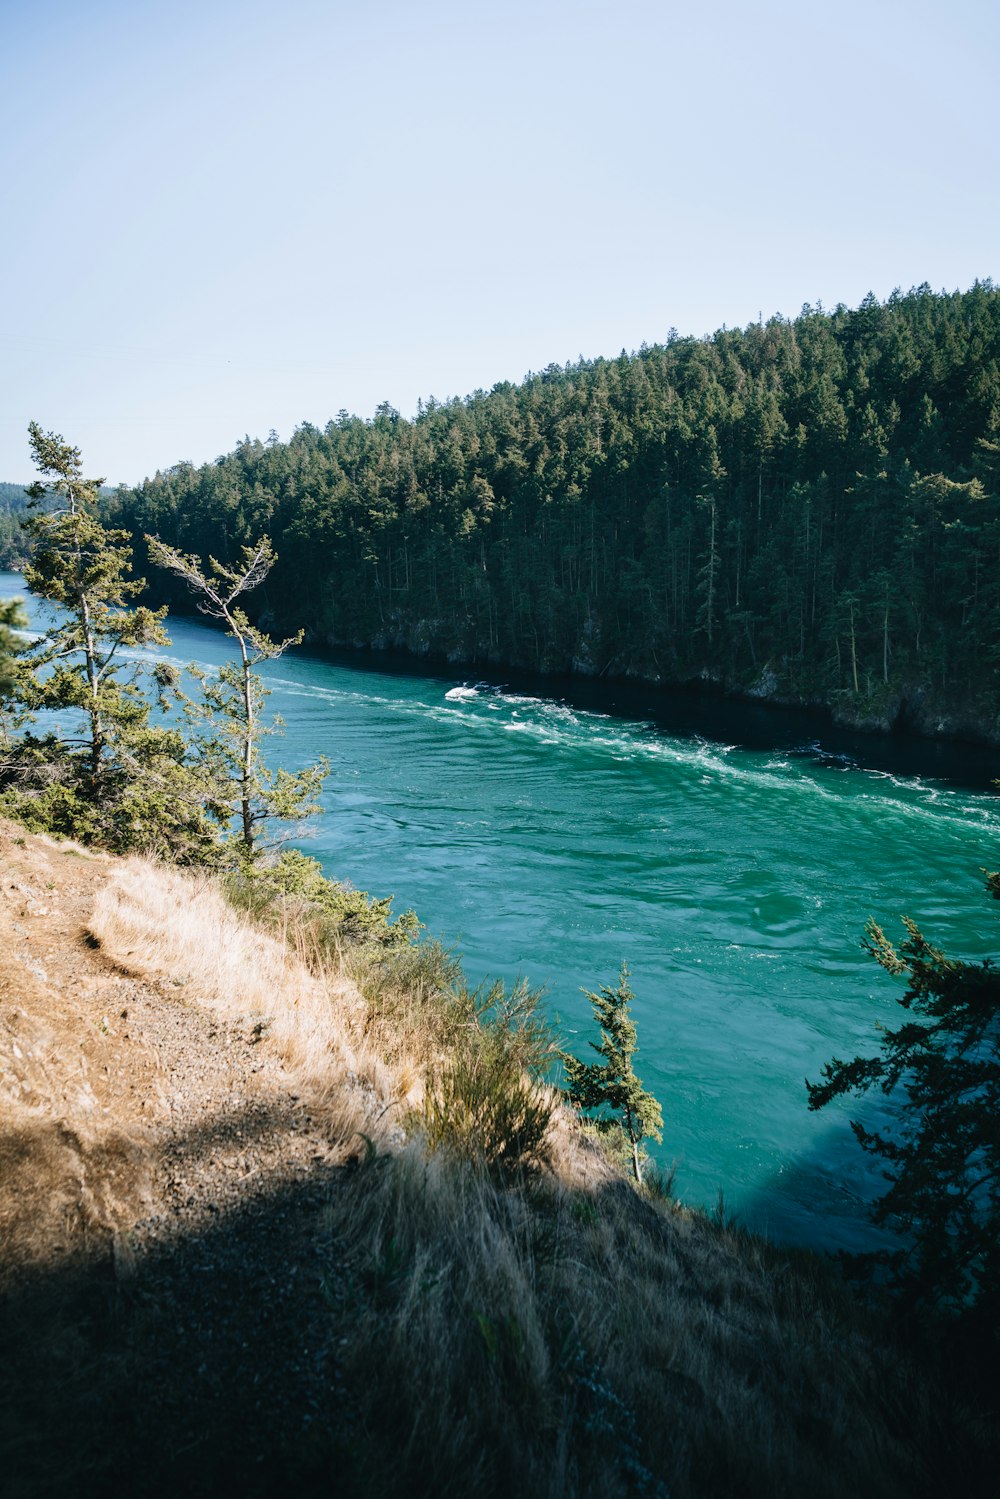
top-left (1, 821), bottom-right (990, 1498)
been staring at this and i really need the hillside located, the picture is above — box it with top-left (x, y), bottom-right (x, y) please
top-left (0, 480), bottom-right (118, 569)
top-left (0, 482), bottom-right (30, 569)
top-left (2, 818), bottom-right (996, 1497)
top-left (113, 283), bottom-right (1000, 744)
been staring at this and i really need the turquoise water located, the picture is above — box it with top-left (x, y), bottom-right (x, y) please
top-left (3, 570), bottom-right (998, 1252)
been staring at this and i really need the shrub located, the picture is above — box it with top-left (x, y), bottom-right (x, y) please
top-left (420, 979), bottom-right (556, 1178)
top-left (226, 847), bottom-right (419, 950)
top-left (422, 1039), bottom-right (554, 1179)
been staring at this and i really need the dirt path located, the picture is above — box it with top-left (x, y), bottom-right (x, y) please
top-left (0, 822), bottom-right (355, 1497)
top-left (1, 822), bottom-right (346, 1253)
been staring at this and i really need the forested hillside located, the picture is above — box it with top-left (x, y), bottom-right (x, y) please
top-left (0, 481), bottom-right (119, 569)
top-left (0, 482), bottom-right (31, 568)
top-left (113, 283), bottom-right (1000, 739)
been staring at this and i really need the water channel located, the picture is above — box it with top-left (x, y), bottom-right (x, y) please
top-left (3, 569), bottom-right (997, 1253)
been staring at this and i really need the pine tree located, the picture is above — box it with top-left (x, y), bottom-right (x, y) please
top-left (807, 867), bottom-right (1000, 1312)
top-left (147, 535), bottom-right (328, 865)
top-left (563, 963), bottom-right (663, 1185)
top-left (5, 425), bottom-right (216, 858)
top-left (0, 596), bottom-right (26, 698)
top-left (21, 423), bottom-right (171, 780)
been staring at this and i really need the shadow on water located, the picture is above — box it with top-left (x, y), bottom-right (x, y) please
top-left (731, 1100), bottom-right (904, 1262)
top-left (296, 639), bottom-right (1000, 792)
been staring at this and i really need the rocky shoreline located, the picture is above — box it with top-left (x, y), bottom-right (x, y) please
top-left (313, 618), bottom-right (1000, 753)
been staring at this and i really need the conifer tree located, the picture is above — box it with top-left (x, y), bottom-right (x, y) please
top-left (0, 596), bottom-right (26, 697)
top-left (563, 963), bottom-right (663, 1185)
top-left (147, 535), bottom-right (328, 864)
top-left (5, 426), bottom-right (216, 858)
top-left (21, 423), bottom-right (171, 780)
top-left (807, 868), bottom-right (1000, 1312)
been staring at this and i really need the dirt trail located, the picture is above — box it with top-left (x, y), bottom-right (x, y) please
top-left (1, 821), bottom-right (344, 1263)
top-left (0, 822), bottom-right (354, 1495)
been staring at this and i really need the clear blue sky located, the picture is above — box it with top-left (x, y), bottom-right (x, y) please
top-left (2, 0), bottom-right (998, 485)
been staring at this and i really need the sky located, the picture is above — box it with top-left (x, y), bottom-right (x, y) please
top-left (1, 0), bottom-right (998, 486)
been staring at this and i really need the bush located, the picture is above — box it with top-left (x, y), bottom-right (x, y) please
top-left (0, 731), bottom-right (222, 863)
top-left (226, 847), bottom-right (419, 950)
top-left (420, 978), bottom-right (556, 1178)
top-left (421, 1040), bottom-right (554, 1179)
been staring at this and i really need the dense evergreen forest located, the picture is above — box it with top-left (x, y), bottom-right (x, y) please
top-left (113, 283), bottom-right (1000, 738)
top-left (0, 482), bottom-right (31, 568)
top-left (0, 481), bottom-right (119, 569)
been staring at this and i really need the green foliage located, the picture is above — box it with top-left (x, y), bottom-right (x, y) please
top-left (147, 536), bottom-right (329, 864)
top-left (807, 870), bottom-right (1000, 1312)
top-left (1, 427), bottom-right (220, 860)
top-left (563, 963), bottom-right (663, 1185)
top-left (0, 482), bottom-right (32, 569)
top-left (0, 595), bottom-right (26, 697)
top-left (20, 424), bottom-right (171, 772)
top-left (0, 725), bottom-right (223, 864)
top-left (111, 283), bottom-right (1000, 722)
top-left (420, 977), bottom-right (556, 1178)
top-left (226, 847), bottom-right (419, 949)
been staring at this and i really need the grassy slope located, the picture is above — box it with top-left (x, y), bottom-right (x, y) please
top-left (0, 820), bottom-right (993, 1497)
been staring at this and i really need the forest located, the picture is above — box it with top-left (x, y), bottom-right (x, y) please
top-left (109, 282), bottom-right (1000, 739)
top-left (0, 481), bottom-right (120, 570)
top-left (3, 318), bottom-right (1000, 1491)
top-left (0, 482), bottom-right (31, 568)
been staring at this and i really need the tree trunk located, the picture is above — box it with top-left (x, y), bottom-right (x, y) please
top-left (850, 601), bottom-right (859, 693)
top-left (235, 630), bottom-right (255, 856)
top-left (79, 591), bottom-right (104, 778)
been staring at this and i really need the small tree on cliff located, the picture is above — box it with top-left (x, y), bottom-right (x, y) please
top-left (147, 535), bottom-right (328, 865)
top-left (563, 963), bottom-right (663, 1185)
top-left (21, 423), bottom-right (171, 782)
top-left (4, 426), bottom-right (217, 859)
top-left (807, 865), bottom-right (1000, 1313)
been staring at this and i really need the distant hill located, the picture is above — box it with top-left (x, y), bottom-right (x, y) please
top-left (114, 281), bottom-right (1000, 743)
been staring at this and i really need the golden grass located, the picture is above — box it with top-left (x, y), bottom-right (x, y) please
top-left (88, 858), bottom-right (380, 1125)
top-left (90, 857), bottom-right (563, 1168)
top-left (4, 836), bottom-right (991, 1496)
top-left (0, 850), bottom-right (156, 1279)
top-left (320, 1135), bottom-right (946, 1499)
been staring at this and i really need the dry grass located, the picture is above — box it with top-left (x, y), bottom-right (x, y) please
top-left (91, 858), bottom-right (563, 1170)
top-left (4, 835), bottom-right (992, 1497)
top-left (317, 1139), bottom-right (952, 1499)
top-left (89, 858), bottom-right (385, 1135)
top-left (0, 851), bottom-right (156, 1279)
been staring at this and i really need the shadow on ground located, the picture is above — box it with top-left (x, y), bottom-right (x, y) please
top-left (4, 1102), bottom-right (998, 1499)
top-left (2, 1108), bottom-right (355, 1499)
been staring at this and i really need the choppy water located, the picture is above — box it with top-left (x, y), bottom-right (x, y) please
top-left (3, 571), bottom-right (998, 1252)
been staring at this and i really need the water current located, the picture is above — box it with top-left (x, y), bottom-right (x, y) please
top-left (3, 570), bottom-right (998, 1253)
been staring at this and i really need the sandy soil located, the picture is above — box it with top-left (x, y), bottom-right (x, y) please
top-left (0, 821), bottom-right (355, 1496)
